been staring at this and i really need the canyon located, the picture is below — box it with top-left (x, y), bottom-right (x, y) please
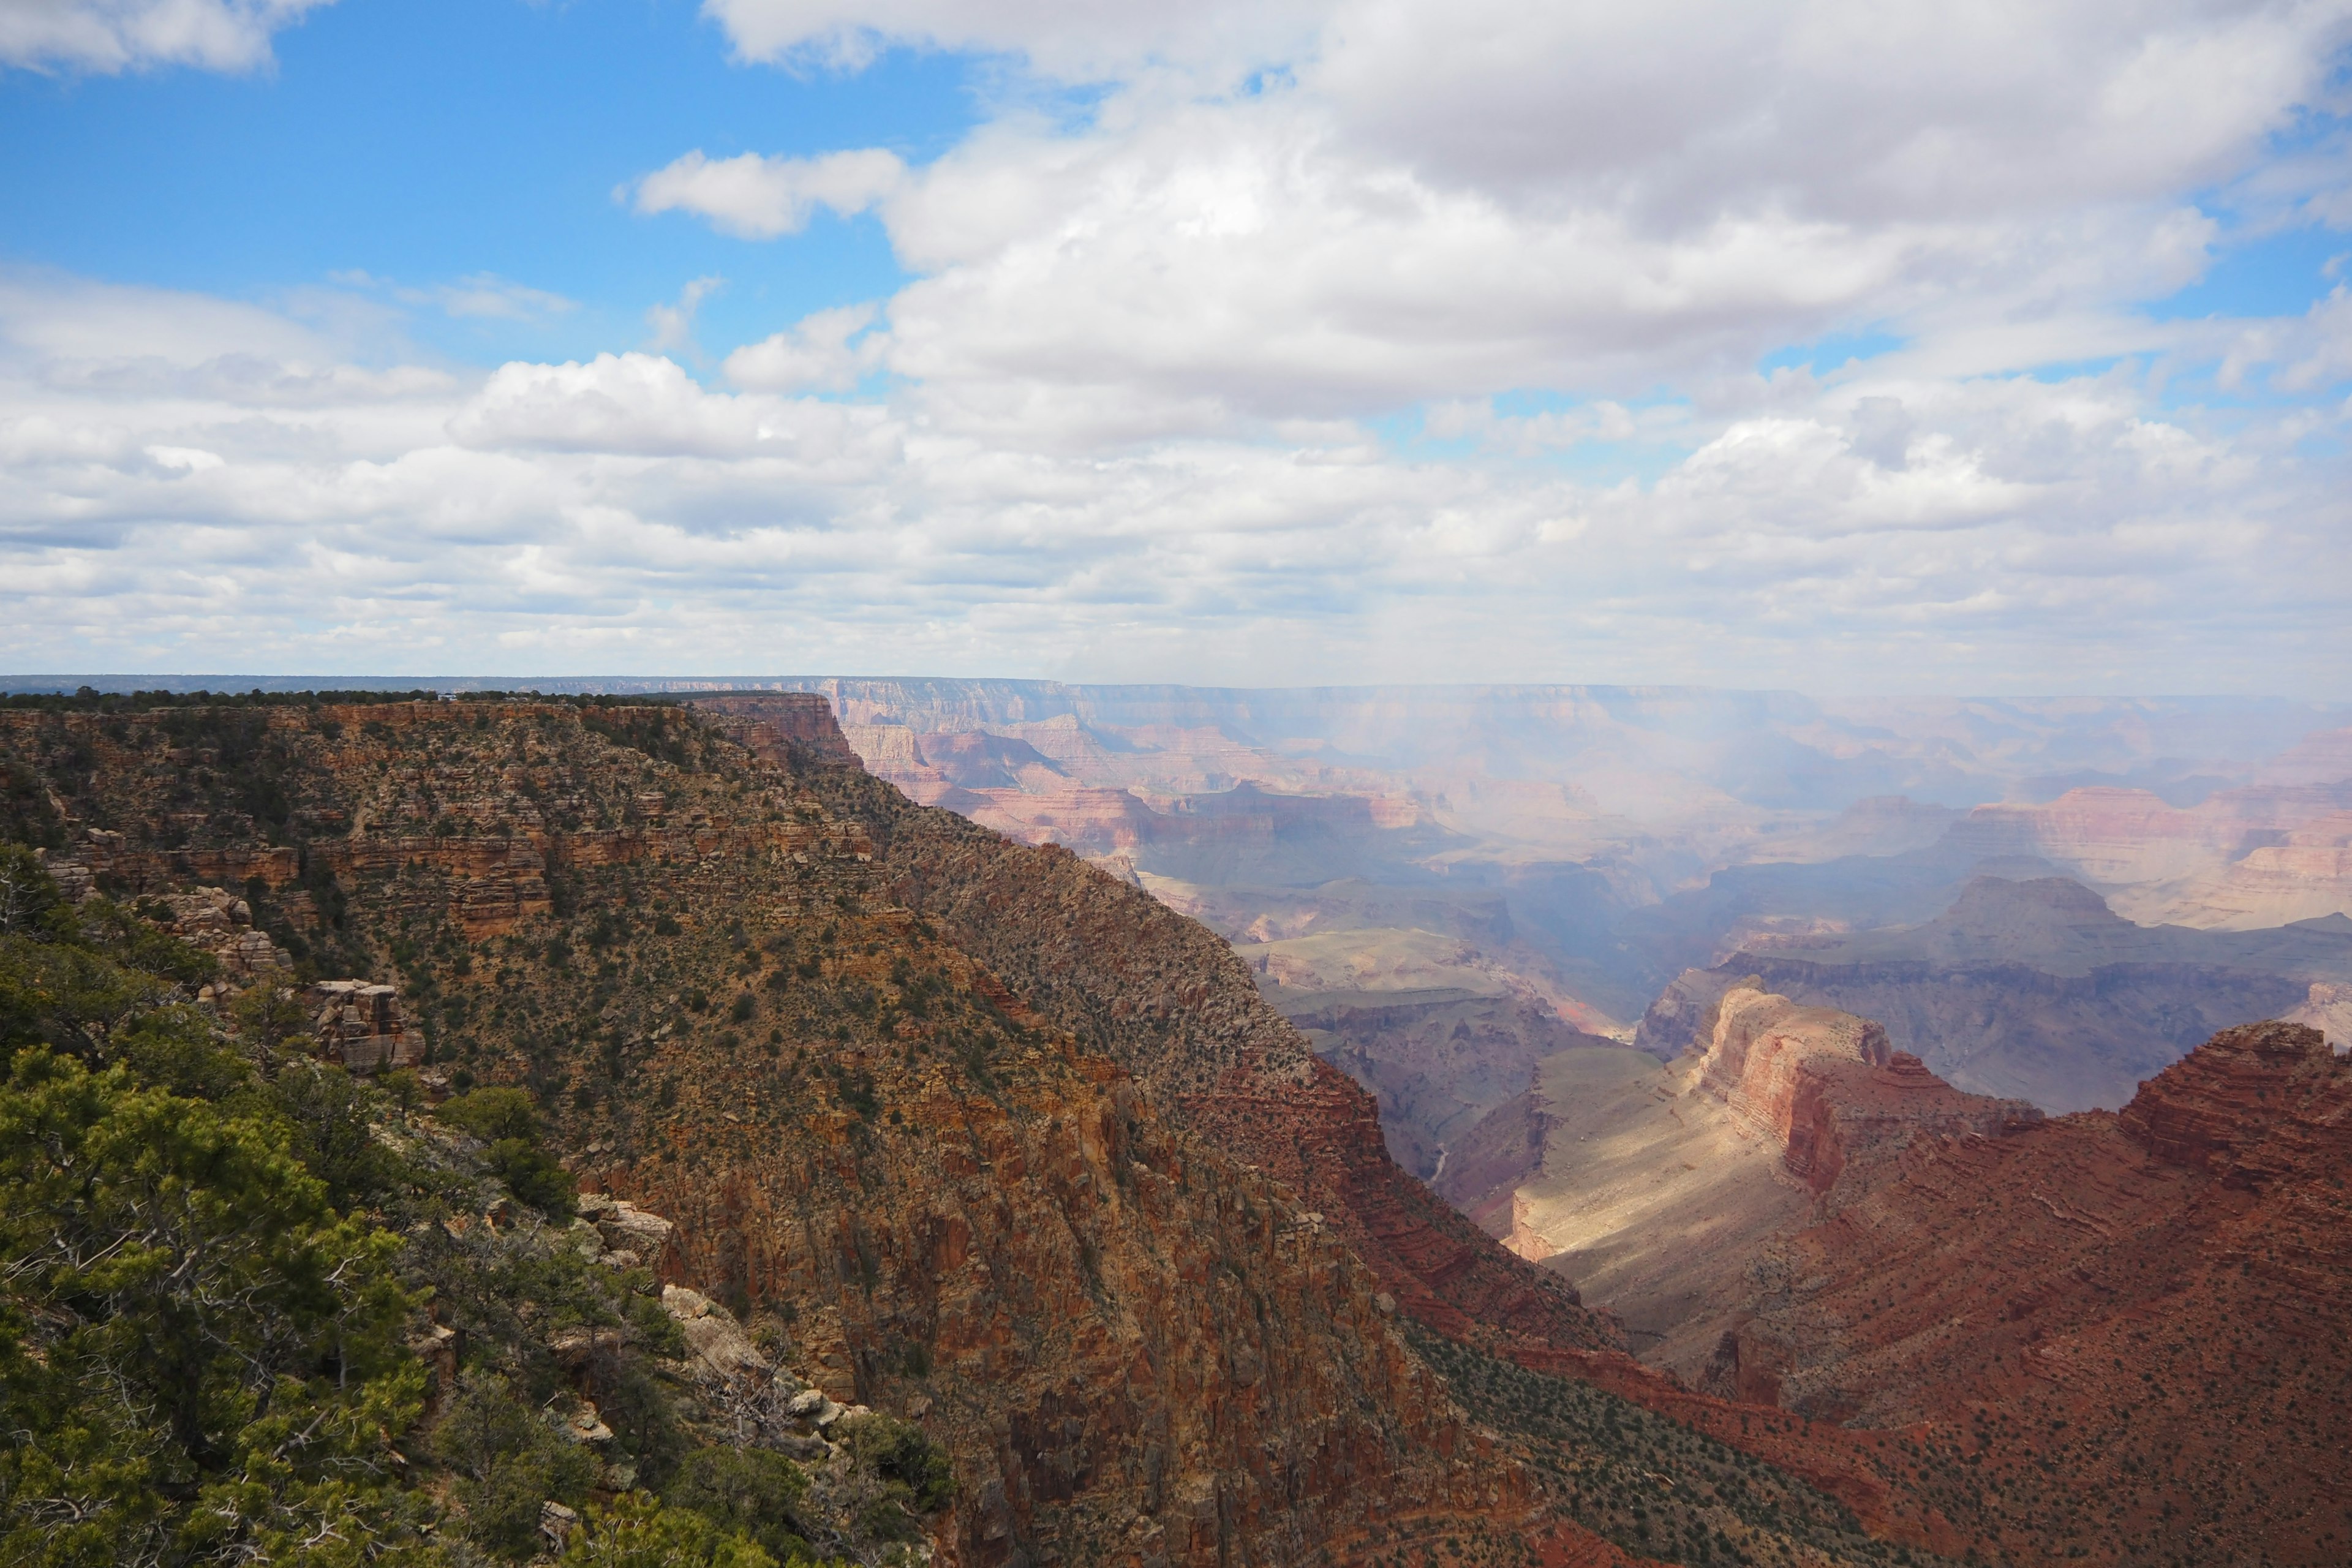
top-left (1441, 985), bottom-right (2039, 1383)
top-left (6, 690), bottom-right (1956, 1568)
top-left (692, 680), bottom-right (2352, 1126)
top-left (8, 682), bottom-right (2352, 1565)
top-left (1640, 875), bottom-right (2352, 1111)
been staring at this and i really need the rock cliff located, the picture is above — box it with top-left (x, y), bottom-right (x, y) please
top-left (701, 696), bottom-right (1623, 1371)
top-left (1720, 1019), bottom-right (2352, 1566)
top-left (1445, 987), bottom-right (2038, 1385)
top-left (2, 696), bottom-right (1575, 1568)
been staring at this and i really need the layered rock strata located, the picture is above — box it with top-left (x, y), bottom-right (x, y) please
top-left (1721, 1020), bottom-right (2352, 1566)
top-left (1438, 987), bottom-right (2037, 1381)
top-left (1639, 876), bottom-right (2352, 1111)
top-left (1, 698), bottom-right (1593, 1568)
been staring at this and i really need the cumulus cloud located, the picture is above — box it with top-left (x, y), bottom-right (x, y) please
top-left (445, 351), bottom-right (892, 464)
top-left (723, 303), bottom-right (883, 392)
top-left (674, 0), bottom-right (2352, 439)
top-left (0, 271), bottom-right (2344, 692)
top-left (626, 148), bottom-right (906, 239)
top-left (0, 0), bottom-right (333, 73)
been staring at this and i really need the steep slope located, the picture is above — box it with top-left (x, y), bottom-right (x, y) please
top-left (1272, 982), bottom-right (1610, 1180)
top-left (699, 696), bottom-right (1624, 1370)
top-left (1, 695), bottom-right (1567, 1568)
top-left (1721, 1020), bottom-right (2352, 1566)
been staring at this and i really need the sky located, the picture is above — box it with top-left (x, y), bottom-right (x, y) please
top-left (1, 0), bottom-right (2349, 693)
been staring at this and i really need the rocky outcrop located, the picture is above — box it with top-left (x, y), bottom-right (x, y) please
top-left (2116, 1017), bottom-right (2346, 1185)
top-left (148, 883), bottom-right (295, 984)
top-left (1717, 1019), bottom-right (2352, 1566)
top-left (687, 692), bottom-right (864, 769)
top-left (1686, 986), bottom-right (2040, 1194)
top-left (306, 978), bottom-right (421, 1072)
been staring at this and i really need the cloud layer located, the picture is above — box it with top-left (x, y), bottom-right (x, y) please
top-left (3, 0), bottom-right (2350, 692)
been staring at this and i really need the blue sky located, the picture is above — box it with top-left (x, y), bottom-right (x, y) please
top-left (1, 0), bottom-right (2348, 692)
top-left (1, 0), bottom-right (974, 365)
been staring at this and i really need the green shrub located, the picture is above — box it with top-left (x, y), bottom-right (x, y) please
top-left (0, 1046), bottom-right (426, 1567)
top-left (439, 1088), bottom-right (575, 1218)
top-left (434, 1371), bottom-right (598, 1559)
top-left (664, 1446), bottom-right (813, 1560)
top-left (839, 1412), bottom-right (956, 1512)
top-left (561, 1491), bottom-right (776, 1568)
top-left (488, 1136), bottom-right (578, 1219)
top-left (439, 1085), bottom-right (541, 1143)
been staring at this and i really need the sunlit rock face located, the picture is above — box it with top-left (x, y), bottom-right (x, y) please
top-left (1440, 985), bottom-right (2035, 1383)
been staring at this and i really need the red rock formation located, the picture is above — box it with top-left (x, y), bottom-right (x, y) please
top-left (1720, 1019), bottom-right (2352, 1565)
top-left (1693, 986), bottom-right (2041, 1194)
top-left (4, 696), bottom-right (1598, 1568)
top-left (753, 720), bottom-right (1624, 1364)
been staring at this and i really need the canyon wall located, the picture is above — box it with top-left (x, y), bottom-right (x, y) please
top-left (1439, 986), bottom-right (2037, 1384)
top-left (4, 697), bottom-right (1593, 1568)
top-left (1718, 1020), bottom-right (2352, 1566)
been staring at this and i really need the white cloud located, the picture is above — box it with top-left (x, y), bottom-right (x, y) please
top-left (627, 148), bottom-right (907, 239)
top-left (646, 277), bottom-right (725, 355)
top-left (723, 303), bottom-right (882, 392)
top-left (0, 0), bottom-right (333, 73)
top-left (8, 4), bottom-right (2352, 692)
top-left (445, 350), bottom-right (893, 466)
top-left (699, 0), bottom-right (1321, 81)
top-left (677, 0), bottom-right (2352, 440)
top-left (330, 270), bottom-right (578, 323)
top-left (0, 273), bottom-right (2344, 693)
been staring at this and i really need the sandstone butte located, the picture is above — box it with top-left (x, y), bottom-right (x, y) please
top-left (9, 693), bottom-right (2340, 1566)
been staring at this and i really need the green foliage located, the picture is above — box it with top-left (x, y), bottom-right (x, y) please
top-left (269, 1063), bottom-right (415, 1215)
top-left (437, 1086), bottom-right (541, 1143)
top-left (0, 843), bottom-right (70, 937)
top-left (0, 1047), bottom-right (426, 1568)
top-left (839, 1412), bottom-right (956, 1514)
top-left (435, 1088), bottom-right (575, 1216)
top-left (663, 1447), bottom-right (814, 1561)
top-left (230, 981), bottom-right (312, 1052)
top-left (560, 1491), bottom-right (777, 1568)
top-left (110, 1001), bottom-right (253, 1102)
top-left (0, 924), bottom-right (169, 1068)
top-left (432, 1372), bottom-right (597, 1560)
top-left (77, 897), bottom-right (222, 986)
